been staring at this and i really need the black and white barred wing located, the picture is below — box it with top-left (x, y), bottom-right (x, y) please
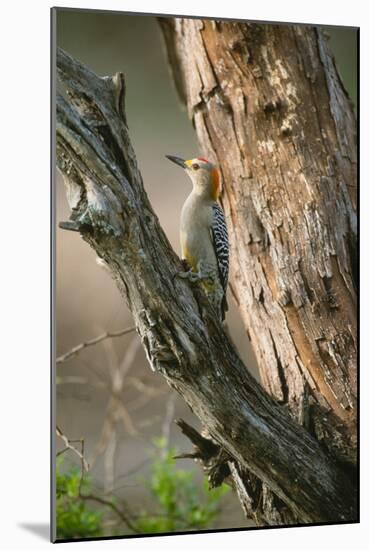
top-left (210, 203), bottom-right (229, 292)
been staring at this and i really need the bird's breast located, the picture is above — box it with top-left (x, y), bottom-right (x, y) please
top-left (180, 196), bottom-right (215, 271)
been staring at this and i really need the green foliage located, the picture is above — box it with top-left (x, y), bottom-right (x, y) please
top-left (134, 436), bottom-right (229, 533)
top-left (55, 437), bottom-right (230, 538)
top-left (56, 456), bottom-right (104, 539)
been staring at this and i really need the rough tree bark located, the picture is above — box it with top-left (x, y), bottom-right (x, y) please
top-left (159, 18), bottom-right (357, 520)
top-left (55, 42), bottom-right (356, 527)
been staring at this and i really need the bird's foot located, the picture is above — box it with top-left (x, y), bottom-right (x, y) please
top-left (177, 269), bottom-right (204, 283)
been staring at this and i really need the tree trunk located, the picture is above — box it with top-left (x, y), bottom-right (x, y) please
top-left (55, 44), bottom-right (356, 527)
top-left (159, 17), bottom-right (357, 473)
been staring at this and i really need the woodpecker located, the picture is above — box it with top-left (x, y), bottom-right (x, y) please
top-left (166, 155), bottom-right (229, 321)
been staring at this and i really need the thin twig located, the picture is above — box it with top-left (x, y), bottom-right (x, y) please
top-left (56, 326), bottom-right (136, 364)
top-left (56, 426), bottom-right (89, 472)
top-left (78, 493), bottom-right (139, 533)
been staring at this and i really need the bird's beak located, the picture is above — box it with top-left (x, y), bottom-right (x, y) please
top-left (166, 155), bottom-right (187, 169)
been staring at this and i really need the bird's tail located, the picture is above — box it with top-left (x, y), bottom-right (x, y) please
top-left (221, 293), bottom-right (228, 322)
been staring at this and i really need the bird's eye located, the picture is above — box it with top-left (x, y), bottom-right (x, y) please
top-left (192, 163), bottom-right (199, 170)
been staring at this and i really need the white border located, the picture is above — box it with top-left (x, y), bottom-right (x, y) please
top-left (1, 1), bottom-right (366, 548)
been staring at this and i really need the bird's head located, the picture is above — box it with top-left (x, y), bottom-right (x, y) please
top-left (166, 155), bottom-right (221, 200)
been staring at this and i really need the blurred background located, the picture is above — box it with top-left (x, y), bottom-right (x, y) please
top-left (55, 8), bottom-right (357, 539)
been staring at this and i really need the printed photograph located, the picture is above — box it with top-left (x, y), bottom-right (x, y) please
top-left (52, 7), bottom-right (358, 542)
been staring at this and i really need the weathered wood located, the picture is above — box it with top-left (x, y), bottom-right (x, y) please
top-left (56, 47), bottom-right (356, 526)
top-left (159, 18), bottom-right (357, 518)
top-left (175, 419), bottom-right (295, 526)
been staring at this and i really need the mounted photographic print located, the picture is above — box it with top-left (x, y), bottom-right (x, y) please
top-left (51, 7), bottom-right (358, 543)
